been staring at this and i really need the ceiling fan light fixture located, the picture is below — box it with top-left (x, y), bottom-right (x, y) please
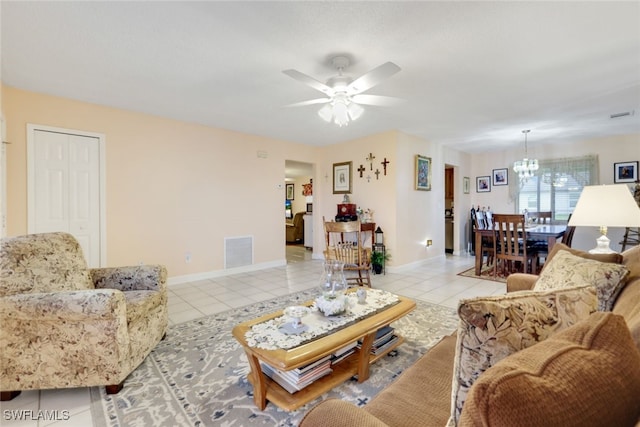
top-left (318, 104), bottom-right (333, 122)
top-left (333, 100), bottom-right (349, 127)
top-left (348, 102), bottom-right (364, 121)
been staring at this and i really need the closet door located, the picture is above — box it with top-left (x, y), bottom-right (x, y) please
top-left (30, 128), bottom-right (102, 267)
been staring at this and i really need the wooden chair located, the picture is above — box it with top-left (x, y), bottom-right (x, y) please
top-left (472, 209), bottom-right (496, 272)
top-left (562, 213), bottom-right (576, 248)
top-left (493, 214), bottom-right (537, 276)
top-left (323, 218), bottom-right (372, 287)
top-left (532, 211), bottom-right (553, 224)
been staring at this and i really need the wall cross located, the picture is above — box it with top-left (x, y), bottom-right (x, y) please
top-left (375, 169), bottom-right (381, 180)
top-left (366, 153), bottom-right (376, 170)
top-left (381, 158), bottom-right (390, 175)
top-left (357, 164), bottom-right (366, 178)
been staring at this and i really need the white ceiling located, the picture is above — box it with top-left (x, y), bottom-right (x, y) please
top-left (2, 1), bottom-right (639, 154)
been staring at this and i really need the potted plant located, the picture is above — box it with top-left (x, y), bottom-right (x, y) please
top-left (370, 250), bottom-right (390, 275)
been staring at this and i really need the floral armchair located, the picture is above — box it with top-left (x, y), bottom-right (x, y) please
top-left (0, 232), bottom-right (168, 400)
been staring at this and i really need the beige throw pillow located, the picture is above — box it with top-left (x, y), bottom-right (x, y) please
top-left (449, 285), bottom-right (597, 426)
top-left (534, 249), bottom-right (629, 311)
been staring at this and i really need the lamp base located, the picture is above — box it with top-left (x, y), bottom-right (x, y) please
top-left (588, 234), bottom-right (615, 254)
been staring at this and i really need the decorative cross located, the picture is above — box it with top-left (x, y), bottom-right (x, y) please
top-left (366, 153), bottom-right (376, 170)
top-left (381, 158), bottom-right (390, 175)
top-left (357, 164), bottom-right (366, 178)
top-left (375, 169), bottom-right (381, 180)
top-left (366, 175), bottom-right (372, 183)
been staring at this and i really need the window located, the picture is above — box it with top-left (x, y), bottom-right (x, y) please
top-left (512, 155), bottom-right (598, 221)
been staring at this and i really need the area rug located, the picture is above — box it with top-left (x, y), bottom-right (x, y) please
top-left (90, 288), bottom-right (458, 427)
top-left (457, 263), bottom-right (508, 283)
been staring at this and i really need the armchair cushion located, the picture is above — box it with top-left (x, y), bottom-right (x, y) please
top-left (0, 232), bottom-right (92, 296)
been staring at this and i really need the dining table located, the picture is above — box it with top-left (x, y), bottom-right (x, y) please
top-left (474, 224), bottom-right (566, 276)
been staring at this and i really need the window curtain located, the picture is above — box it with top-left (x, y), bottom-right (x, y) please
top-left (508, 154), bottom-right (599, 203)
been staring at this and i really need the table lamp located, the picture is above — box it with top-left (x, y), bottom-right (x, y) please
top-left (568, 184), bottom-right (640, 253)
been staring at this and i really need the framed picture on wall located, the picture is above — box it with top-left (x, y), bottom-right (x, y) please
top-left (286, 183), bottom-right (294, 200)
top-left (463, 177), bottom-right (470, 194)
top-left (476, 176), bottom-right (491, 193)
top-left (492, 168), bottom-right (508, 186)
top-left (415, 155), bottom-right (432, 191)
top-left (333, 161), bottom-right (352, 194)
top-left (614, 161), bottom-right (638, 183)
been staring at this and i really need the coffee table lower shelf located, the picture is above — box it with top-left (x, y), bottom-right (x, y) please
top-left (250, 335), bottom-right (405, 412)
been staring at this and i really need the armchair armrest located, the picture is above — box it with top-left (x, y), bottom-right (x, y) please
top-left (0, 289), bottom-right (126, 321)
top-left (91, 265), bottom-right (167, 293)
top-left (299, 399), bottom-right (389, 427)
top-left (506, 273), bottom-right (538, 293)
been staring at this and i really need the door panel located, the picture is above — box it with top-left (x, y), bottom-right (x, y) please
top-left (32, 129), bottom-right (101, 266)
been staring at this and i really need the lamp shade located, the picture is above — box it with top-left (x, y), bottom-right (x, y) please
top-left (568, 184), bottom-right (640, 228)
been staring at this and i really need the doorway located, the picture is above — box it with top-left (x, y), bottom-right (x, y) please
top-left (27, 124), bottom-right (106, 267)
top-left (285, 160), bottom-right (314, 263)
top-left (445, 165), bottom-right (454, 254)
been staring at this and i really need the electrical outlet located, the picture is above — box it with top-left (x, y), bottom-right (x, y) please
top-left (185, 252), bottom-right (192, 263)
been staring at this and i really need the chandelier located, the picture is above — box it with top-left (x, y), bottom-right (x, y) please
top-left (513, 129), bottom-right (539, 182)
top-left (317, 93), bottom-right (364, 127)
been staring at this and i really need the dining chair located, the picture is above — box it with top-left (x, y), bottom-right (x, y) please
top-left (533, 211), bottom-right (553, 224)
top-left (562, 213), bottom-right (576, 248)
top-left (473, 209), bottom-right (496, 270)
top-left (323, 218), bottom-right (372, 287)
top-left (493, 214), bottom-right (537, 276)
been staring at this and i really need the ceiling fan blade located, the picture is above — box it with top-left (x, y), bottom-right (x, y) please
top-left (351, 94), bottom-right (403, 106)
top-left (285, 98), bottom-right (331, 107)
top-left (347, 62), bottom-right (401, 95)
top-left (283, 69), bottom-right (334, 95)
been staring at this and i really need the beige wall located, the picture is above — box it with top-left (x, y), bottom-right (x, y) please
top-left (4, 86), bottom-right (320, 281)
top-left (468, 133), bottom-right (640, 251)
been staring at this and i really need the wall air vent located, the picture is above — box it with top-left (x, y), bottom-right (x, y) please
top-left (224, 236), bottom-right (253, 269)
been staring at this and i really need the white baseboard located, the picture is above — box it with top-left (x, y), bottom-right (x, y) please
top-left (167, 259), bottom-right (286, 286)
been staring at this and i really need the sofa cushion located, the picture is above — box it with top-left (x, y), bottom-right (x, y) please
top-left (542, 242), bottom-right (623, 272)
top-left (534, 249), bottom-right (629, 311)
top-left (458, 312), bottom-right (640, 427)
top-left (449, 285), bottom-right (597, 425)
top-left (613, 245), bottom-right (640, 350)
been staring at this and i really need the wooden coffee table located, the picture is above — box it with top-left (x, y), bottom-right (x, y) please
top-left (232, 293), bottom-right (416, 411)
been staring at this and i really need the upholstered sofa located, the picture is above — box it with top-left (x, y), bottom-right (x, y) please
top-left (0, 232), bottom-right (168, 400)
top-left (300, 243), bottom-right (640, 426)
top-left (286, 211), bottom-right (305, 243)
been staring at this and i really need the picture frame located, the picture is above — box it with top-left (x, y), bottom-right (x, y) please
top-left (285, 183), bottom-right (294, 200)
top-left (333, 161), bottom-right (352, 194)
top-left (614, 161), bottom-right (638, 183)
top-left (476, 176), bottom-right (491, 193)
top-left (492, 168), bottom-right (508, 186)
top-left (415, 155), bottom-right (432, 191)
top-left (463, 176), bottom-right (470, 194)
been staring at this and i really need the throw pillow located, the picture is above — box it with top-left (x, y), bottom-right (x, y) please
top-left (458, 312), bottom-right (640, 427)
top-left (542, 242), bottom-right (623, 272)
top-left (534, 249), bottom-right (629, 311)
top-left (449, 285), bottom-right (597, 426)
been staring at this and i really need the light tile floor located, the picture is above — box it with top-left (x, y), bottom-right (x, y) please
top-left (0, 248), bottom-right (504, 427)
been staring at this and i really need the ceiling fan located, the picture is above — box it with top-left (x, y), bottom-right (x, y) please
top-left (283, 56), bottom-right (402, 127)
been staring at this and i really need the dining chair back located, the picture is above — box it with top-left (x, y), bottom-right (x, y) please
top-left (563, 213), bottom-right (576, 248)
top-left (323, 218), bottom-right (372, 287)
top-left (473, 210), bottom-right (496, 269)
top-left (493, 214), bottom-right (537, 275)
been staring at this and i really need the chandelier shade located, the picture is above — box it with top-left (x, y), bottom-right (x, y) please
top-left (513, 129), bottom-right (539, 181)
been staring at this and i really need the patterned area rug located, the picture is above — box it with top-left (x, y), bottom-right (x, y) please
top-left (457, 263), bottom-right (508, 283)
top-left (90, 288), bottom-right (458, 427)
